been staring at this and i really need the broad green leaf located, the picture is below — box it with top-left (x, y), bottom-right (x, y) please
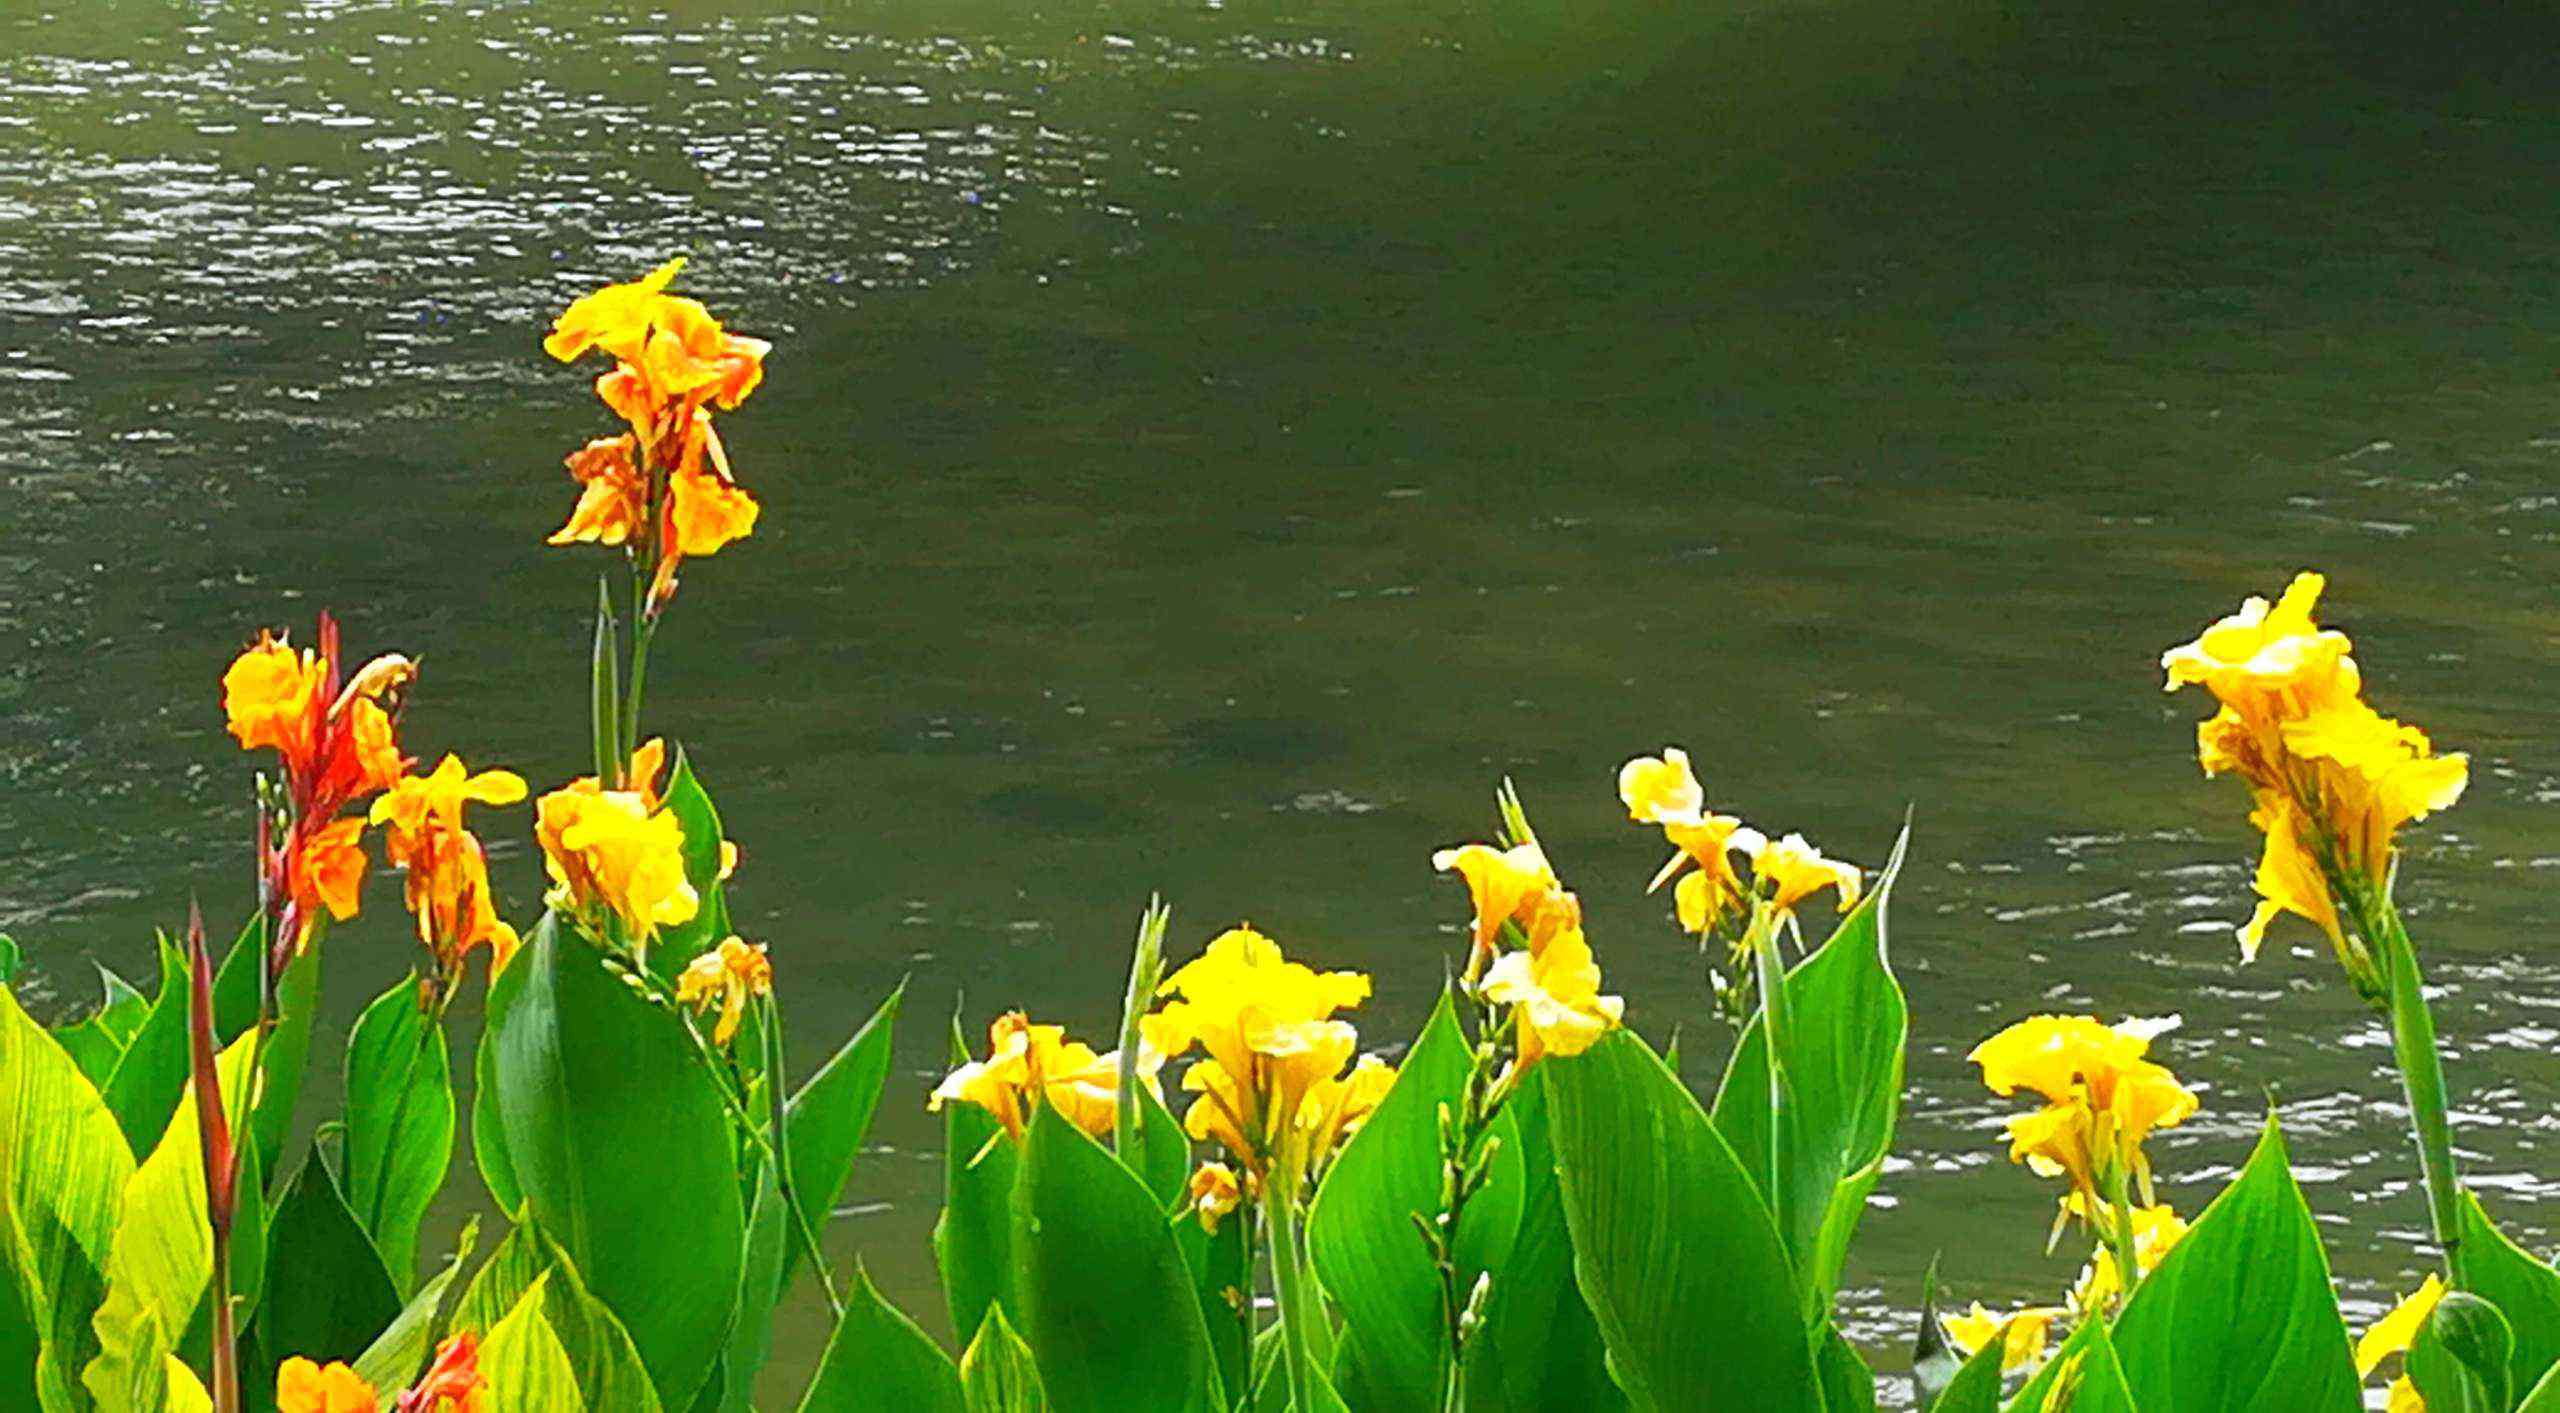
top-left (652, 748), bottom-right (732, 975)
top-left (1925, 1337), bottom-right (2006, 1413)
top-left (2103, 1115), bottom-right (2359, 1413)
top-left (1543, 1028), bottom-right (1823, 1413)
top-left (343, 973), bottom-right (454, 1293)
top-left (798, 1263), bottom-right (965, 1413)
top-left (448, 1220), bottom-right (662, 1413)
top-left (779, 982), bottom-right (903, 1294)
top-left (1305, 991), bottom-right (1469, 1412)
top-left (481, 1276), bottom-right (586, 1413)
top-left (1818, 1328), bottom-right (1878, 1413)
top-left (1131, 1086), bottom-right (1192, 1211)
top-left (83, 1304), bottom-right (177, 1413)
top-left (83, 1033), bottom-right (257, 1409)
top-left (2454, 1190), bottom-right (2560, 1397)
top-left (718, 1161), bottom-right (788, 1413)
top-left (2002, 1314), bottom-right (2138, 1413)
top-left (242, 929), bottom-right (321, 1190)
top-left (53, 968), bottom-right (149, 1091)
top-left (99, 940), bottom-right (194, 1158)
top-left (1710, 827), bottom-right (1910, 1309)
top-left (471, 932), bottom-right (528, 1213)
top-left (962, 1304), bottom-right (1049, 1413)
top-left (1174, 1200), bottom-right (1252, 1407)
top-left (254, 1155), bottom-right (400, 1373)
top-left (1460, 1081), bottom-right (1621, 1413)
top-left (487, 917), bottom-right (743, 1411)
top-left (163, 1353), bottom-right (210, 1413)
top-left (350, 1216), bottom-right (479, 1399)
top-left (0, 937), bottom-right (15, 984)
top-left (936, 1011), bottom-right (1020, 1342)
top-left (2522, 1360), bottom-right (2560, 1413)
top-left (1013, 1103), bottom-right (1223, 1413)
top-left (0, 983), bottom-right (136, 1410)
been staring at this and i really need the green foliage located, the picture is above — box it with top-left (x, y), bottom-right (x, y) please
top-left (450, 1220), bottom-right (663, 1413)
top-left (2454, 1191), bottom-right (2560, 1398)
top-left (1459, 1080), bottom-right (1620, 1413)
top-left (1710, 828), bottom-right (1910, 1314)
top-left (0, 984), bottom-right (136, 1410)
top-left (2411, 1290), bottom-right (2514, 1413)
top-left (50, 968), bottom-right (146, 1092)
top-left (961, 1305), bottom-right (1049, 1413)
top-left (936, 1012), bottom-right (1020, 1343)
top-left (2096, 1115), bottom-right (2361, 1413)
top-left (253, 1156), bottom-right (400, 1375)
top-left (484, 916), bottom-right (743, 1412)
top-left (342, 972), bottom-right (454, 1292)
top-left (2004, 1316), bottom-right (2138, 1413)
top-left (778, 980), bottom-right (903, 1295)
top-left (653, 748), bottom-right (732, 977)
top-left (1544, 1027), bottom-right (1824, 1413)
top-left (1012, 1104), bottom-right (1224, 1413)
top-left (350, 1217), bottom-right (478, 1396)
top-left (481, 1276), bottom-right (586, 1411)
top-left (799, 1264), bottom-right (964, 1413)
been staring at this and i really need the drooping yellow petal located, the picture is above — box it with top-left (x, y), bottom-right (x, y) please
top-left (1617, 748), bottom-right (1704, 823)
top-left (1480, 927), bottom-right (1624, 1065)
top-left (2356, 1274), bottom-right (2446, 1379)
top-left (544, 258), bottom-right (686, 364)
top-left (1754, 832), bottom-right (1862, 917)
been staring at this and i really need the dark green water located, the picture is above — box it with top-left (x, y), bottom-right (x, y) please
top-left (8, 0), bottom-right (2560, 1401)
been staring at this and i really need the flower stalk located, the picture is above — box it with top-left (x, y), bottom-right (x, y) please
top-left (185, 903), bottom-right (243, 1413)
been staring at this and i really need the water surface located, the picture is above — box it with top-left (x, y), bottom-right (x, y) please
top-left (7, 0), bottom-right (2560, 1400)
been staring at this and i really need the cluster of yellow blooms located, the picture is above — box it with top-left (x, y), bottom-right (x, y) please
top-left (1433, 818), bottom-right (1624, 1064)
top-left (1617, 747), bottom-right (1862, 946)
top-left (543, 258), bottom-right (768, 611)
top-left (929, 1011), bottom-right (1165, 1142)
top-left (532, 737), bottom-right (704, 947)
top-left (2161, 572), bottom-right (2468, 967)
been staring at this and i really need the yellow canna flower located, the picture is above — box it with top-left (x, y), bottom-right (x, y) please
top-left (533, 783), bottom-right (699, 941)
top-left (1970, 1015), bottom-right (2197, 1205)
top-left (2065, 1197), bottom-right (2189, 1312)
top-left (1940, 1303), bottom-right (2065, 1372)
top-left (1188, 1161), bottom-right (1245, 1234)
top-left (1431, 842), bottom-right (1578, 961)
top-left (1294, 1053), bottom-right (1397, 1177)
top-left (1150, 926), bottom-right (1372, 1098)
top-left (1617, 747), bottom-right (1705, 823)
top-left (929, 1012), bottom-right (1164, 1142)
top-left (1752, 832), bottom-right (1863, 920)
top-left (2164, 572), bottom-right (2466, 969)
top-left (2386, 1376), bottom-right (2423, 1413)
top-left (676, 937), bottom-right (774, 1047)
top-left (277, 1357), bottom-right (377, 1413)
top-left (2356, 1274), bottom-right (2445, 1379)
top-left (223, 632), bottom-right (326, 760)
top-left (1479, 925), bottom-right (1625, 1065)
top-left (544, 258), bottom-right (687, 363)
top-left (549, 435), bottom-right (648, 548)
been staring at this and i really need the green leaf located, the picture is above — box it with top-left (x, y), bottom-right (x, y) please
top-left (592, 579), bottom-right (622, 793)
top-left (2002, 1314), bottom-right (2138, 1413)
top-left (0, 937), bottom-right (16, 986)
top-left (486, 916), bottom-right (743, 1411)
top-left (471, 936), bottom-right (528, 1213)
top-left (1014, 1103), bottom-right (1224, 1413)
top-left (254, 1155), bottom-right (400, 1372)
top-left (2102, 1114), bottom-right (2359, 1413)
top-left (350, 1216), bottom-right (478, 1397)
top-left (448, 1220), bottom-right (664, 1413)
top-left (798, 1263), bottom-right (965, 1413)
top-left (1306, 991), bottom-right (1469, 1411)
top-left (779, 982), bottom-right (903, 1295)
top-left (1925, 1338), bottom-right (2006, 1413)
top-left (936, 1012), bottom-right (1021, 1342)
top-left (53, 967), bottom-right (148, 1091)
top-left (0, 984), bottom-right (138, 1410)
top-left (243, 930), bottom-right (321, 1192)
top-left (652, 748), bottom-right (732, 976)
top-left (2521, 1360), bottom-right (2560, 1413)
top-left (343, 973), bottom-right (454, 1293)
top-left (2455, 1190), bottom-right (2560, 1397)
top-left (1543, 1027), bottom-right (1823, 1413)
top-left (1460, 1080), bottom-right (1622, 1413)
top-left (1911, 1256), bottom-right (1966, 1410)
top-left (483, 1275), bottom-right (587, 1413)
top-left (717, 1160), bottom-right (787, 1413)
top-left (1817, 1328), bottom-right (1877, 1413)
top-left (83, 1032), bottom-right (258, 1408)
top-left (962, 1304), bottom-right (1049, 1413)
top-left (1710, 827), bottom-right (1910, 1310)
top-left (1131, 1086), bottom-right (1192, 1211)
top-left (1174, 1198), bottom-right (1252, 1407)
top-left (99, 940), bottom-right (195, 1160)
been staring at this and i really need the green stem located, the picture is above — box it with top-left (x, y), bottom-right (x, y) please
top-left (2100, 1164), bottom-right (2144, 1314)
top-left (622, 606), bottom-right (657, 778)
top-left (590, 578), bottom-right (622, 786)
top-left (761, 995), bottom-right (846, 1319)
top-left (1266, 1185), bottom-right (1320, 1412)
top-left (2377, 913), bottom-right (2471, 1289)
top-left (1746, 904), bottom-right (1811, 1295)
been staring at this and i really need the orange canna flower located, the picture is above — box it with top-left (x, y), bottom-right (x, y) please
top-left (286, 817), bottom-right (369, 926)
top-left (278, 1358), bottom-right (377, 1413)
top-left (372, 756), bottom-right (529, 985)
top-left (549, 435), bottom-right (648, 547)
top-left (394, 1332), bottom-right (490, 1413)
